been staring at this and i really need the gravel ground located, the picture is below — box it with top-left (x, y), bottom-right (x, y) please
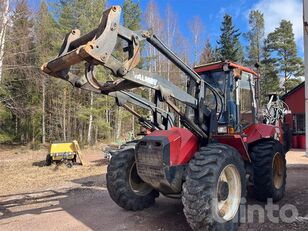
top-left (0, 146), bottom-right (307, 231)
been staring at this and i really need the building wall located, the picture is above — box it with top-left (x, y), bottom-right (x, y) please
top-left (283, 85), bottom-right (305, 131)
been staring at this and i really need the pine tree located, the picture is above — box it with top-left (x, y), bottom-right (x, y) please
top-left (54, 0), bottom-right (107, 144)
top-left (267, 20), bottom-right (304, 92)
top-left (35, 0), bottom-right (58, 144)
top-left (260, 39), bottom-right (280, 103)
top-left (117, 0), bottom-right (142, 139)
top-left (244, 10), bottom-right (264, 66)
top-left (123, 0), bottom-right (141, 31)
top-left (217, 14), bottom-right (243, 62)
top-left (3, 0), bottom-right (39, 143)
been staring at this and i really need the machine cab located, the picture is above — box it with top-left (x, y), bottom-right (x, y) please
top-left (194, 61), bottom-right (259, 133)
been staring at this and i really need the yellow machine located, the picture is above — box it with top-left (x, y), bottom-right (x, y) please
top-left (46, 140), bottom-right (85, 167)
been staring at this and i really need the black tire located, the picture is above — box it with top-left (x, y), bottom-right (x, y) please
top-left (250, 139), bottom-right (286, 202)
top-left (66, 160), bottom-right (74, 168)
top-left (46, 154), bottom-right (52, 166)
top-left (182, 143), bottom-right (246, 231)
top-left (106, 148), bottom-right (159, 211)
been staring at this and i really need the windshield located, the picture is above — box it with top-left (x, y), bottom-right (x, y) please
top-left (199, 71), bottom-right (225, 113)
top-left (199, 69), bottom-right (256, 128)
top-left (201, 71), bottom-right (225, 95)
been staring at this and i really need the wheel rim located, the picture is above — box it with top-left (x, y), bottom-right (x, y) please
top-left (216, 164), bottom-right (241, 221)
top-left (273, 152), bottom-right (284, 189)
top-left (129, 162), bottom-right (152, 196)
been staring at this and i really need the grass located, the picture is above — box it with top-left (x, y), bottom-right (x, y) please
top-left (0, 144), bottom-right (107, 196)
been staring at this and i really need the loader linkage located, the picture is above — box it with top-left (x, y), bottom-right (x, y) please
top-left (41, 5), bottom-right (223, 139)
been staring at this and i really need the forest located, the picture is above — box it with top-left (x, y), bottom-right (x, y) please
top-left (0, 0), bottom-right (304, 146)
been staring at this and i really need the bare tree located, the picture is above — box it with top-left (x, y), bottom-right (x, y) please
top-left (189, 16), bottom-right (204, 65)
top-left (0, 0), bottom-right (9, 82)
top-left (199, 37), bottom-right (213, 64)
top-left (144, 0), bottom-right (164, 74)
top-left (144, 0), bottom-right (164, 107)
top-left (165, 5), bottom-right (177, 81)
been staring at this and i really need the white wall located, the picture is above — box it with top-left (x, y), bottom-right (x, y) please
top-left (304, 0), bottom-right (308, 156)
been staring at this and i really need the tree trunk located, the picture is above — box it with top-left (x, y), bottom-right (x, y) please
top-left (15, 116), bottom-right (18, 136)
top-left (42, 75), bottom-right (46, 144)
top-left (94, 125), bottom-right (98, 144)
top-left (132, 106), bottom-right (135, 136)
top-left (87, 92), bottom-right (93, 144)
top-left (115, 107), bottom-right (122, 140)
top-left (79, 122), bottom-right (83, 143)
top-left (32, 113), bottom-right (35, 143)
top-left (0, 0), bottom-right (9, 82)
top-left (63, 88), bottom-right (66, 141)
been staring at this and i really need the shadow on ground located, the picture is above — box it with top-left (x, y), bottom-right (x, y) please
top-left (32, 160), bottom-right (47, 167)
top-left (0, 173), bottom-right (190, 230)
top-left (0, 166), bottom-right (308, 230)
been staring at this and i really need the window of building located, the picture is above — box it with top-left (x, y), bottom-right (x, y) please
top-left (293, 114), bottom-right (305, 133)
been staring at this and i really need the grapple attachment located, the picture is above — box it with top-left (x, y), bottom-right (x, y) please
top-left (41, 5), bottom-right (143, 93)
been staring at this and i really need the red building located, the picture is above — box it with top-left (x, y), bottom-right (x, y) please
top-left (282, 82), bottom-right (305, 149)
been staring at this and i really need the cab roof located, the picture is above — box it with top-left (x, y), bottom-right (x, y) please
top-left (194, 61), bottom-right (258, 76)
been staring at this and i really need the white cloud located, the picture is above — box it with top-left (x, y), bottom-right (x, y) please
top-left (252, 0), bottom-right (303, 42)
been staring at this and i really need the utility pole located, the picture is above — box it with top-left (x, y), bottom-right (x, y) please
top-left (304, 0), bottom-right (308, 156)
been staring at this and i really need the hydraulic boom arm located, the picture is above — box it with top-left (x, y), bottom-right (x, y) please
top-left (41, 5), bottom-right (223, 139)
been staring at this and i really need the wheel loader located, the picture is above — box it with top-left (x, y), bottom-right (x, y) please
top-left (41, 6), bottom-right (289, 231)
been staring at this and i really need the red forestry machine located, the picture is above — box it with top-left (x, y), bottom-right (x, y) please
top-left (42, 6), bottom-right (289, 231)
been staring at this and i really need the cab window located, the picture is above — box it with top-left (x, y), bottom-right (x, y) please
top-left (239, 72), bottom-right (253, 127)
top-left (202, 71), bottom-right (225, 112)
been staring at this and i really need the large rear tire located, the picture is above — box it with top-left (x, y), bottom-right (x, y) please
top-left (250, 139), bottom-right (286, 202)
top-left (182, 143), bottom-right (246, 231)
top-left (106, 148), bottom-right (159, 211)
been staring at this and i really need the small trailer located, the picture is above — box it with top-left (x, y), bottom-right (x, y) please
top-left (46, 140), bottom-right (85, 167)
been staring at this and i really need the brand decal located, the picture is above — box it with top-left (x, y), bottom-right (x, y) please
top-left (134, 74), bottom-right (158, 86)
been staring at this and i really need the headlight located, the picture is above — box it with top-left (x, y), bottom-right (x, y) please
top-left (218, 126), bottom-right (228, 134)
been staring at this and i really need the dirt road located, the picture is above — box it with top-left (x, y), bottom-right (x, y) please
top-left (0, 146), bottom-right (308, 231)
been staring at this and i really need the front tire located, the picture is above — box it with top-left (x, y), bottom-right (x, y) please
top-left (182, 143), bottom-right (246, 231)
top-left (106, 148), bottom-right (159, 211)
top-left (46, 154), bottom-right (52, 166)
top-left (250, 139), bottom-right (286, 202)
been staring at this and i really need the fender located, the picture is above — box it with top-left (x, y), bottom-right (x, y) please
top-left (244, 124), bottom-right (283, 144)
top-left (213, 134), bottom-right (251, 162)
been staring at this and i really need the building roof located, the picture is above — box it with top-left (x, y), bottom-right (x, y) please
top-left (194, 61), bottom-right (258, 76)
top-left (281, 81), bottom-right (305, 100)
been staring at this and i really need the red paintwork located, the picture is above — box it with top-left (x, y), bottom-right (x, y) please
top-left (214, 123), bottom-right (284, 162)
top-left (283, 83), bottom-right (305, 131)
top-left (244, 123), bottom-right (281, 144)
top-left (213, 134), bottom-right (251, 161)
top-left (298, 135), bottom-right (306, 149)
top-left (292, 135), bottom-right (298, 148)
top-left (148, 128), bottom-right (199, 166)
top-left (194, 61), bottom-right (258, 76)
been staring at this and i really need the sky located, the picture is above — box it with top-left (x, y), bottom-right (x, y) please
top-left (28, 0), bottom-right (305, 57)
